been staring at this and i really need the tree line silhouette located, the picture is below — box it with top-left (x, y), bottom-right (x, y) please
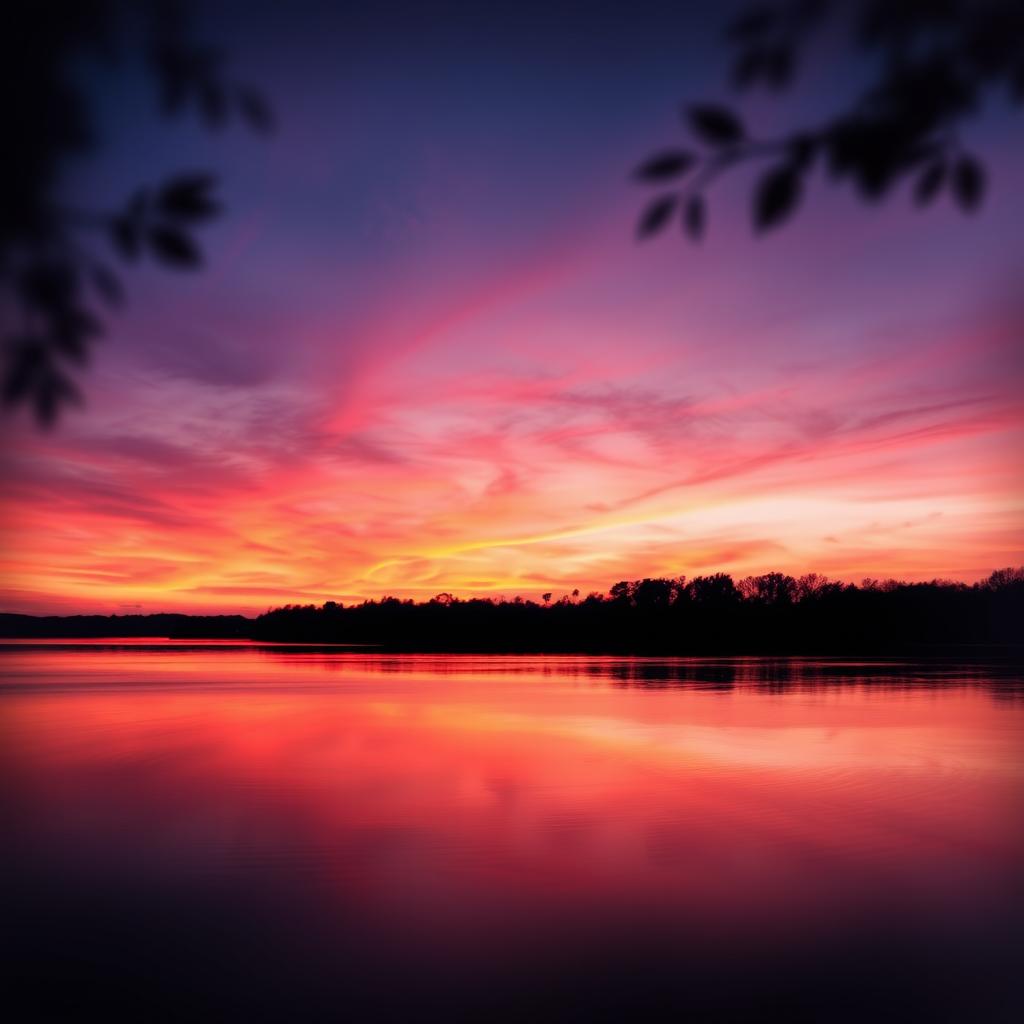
top-left (249, 568), bottom-right (1023, 652)
top-left (3, 569), bottom-right (1019, 650)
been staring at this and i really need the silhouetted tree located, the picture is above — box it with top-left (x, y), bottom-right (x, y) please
top-left (1, 0), bottom-right (271, 426)
top-left (636, 0), bottom-right (1023, 241)
top-left (631, 576), bottom-right (680, 608)
top-left (685, 573), bottom-right (742, 608)
top-left (739, 572), bottom-right (796, 604)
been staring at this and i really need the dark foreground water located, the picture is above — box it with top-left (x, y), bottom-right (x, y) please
top-left (2, 643), bottom-right (1022, 1022)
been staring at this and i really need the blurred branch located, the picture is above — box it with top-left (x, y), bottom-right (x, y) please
top-left (1, 0), bottom-right (273, 427)
top-left (635, 0), bottom-right (1022, 242)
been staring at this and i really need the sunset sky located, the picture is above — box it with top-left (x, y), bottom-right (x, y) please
top-left (1, 0), bottom-right (1022, 615)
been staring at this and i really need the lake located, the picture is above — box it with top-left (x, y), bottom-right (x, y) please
top-left (2, 643), bottom-right (1022, 1021)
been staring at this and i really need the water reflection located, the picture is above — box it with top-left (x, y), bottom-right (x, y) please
top-left (1, 645), bottom-right (1022, 1021)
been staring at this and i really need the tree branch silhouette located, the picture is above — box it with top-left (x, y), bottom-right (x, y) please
top-left (635, 0), bottom-right (1023, 241)
top-left (1, 0), bottom-right (272, 427)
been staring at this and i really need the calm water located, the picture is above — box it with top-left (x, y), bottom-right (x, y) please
top-left (2, 644), bottom-right (1023, 1022)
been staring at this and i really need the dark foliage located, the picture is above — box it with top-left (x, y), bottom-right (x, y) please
top-left (242, 567), bottom-right (1024, 653)
top-left (633, 150), bottom-right (697, 181)
top-left (688, 104), bottom-right (746, 146)
top-left (636, 194), bottom-right (678, 238)
top-left (0, 1), bottom-right (271, 426)
top-left (636, 0), bottom-right (1023, 242)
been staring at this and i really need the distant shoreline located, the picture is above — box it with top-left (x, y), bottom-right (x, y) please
top-left (4, 569), bottom-right (1021, 655)
top-left (0, 612), bottom-right (253, 640)
top-left (2, 636), bottom-right (1021, 659)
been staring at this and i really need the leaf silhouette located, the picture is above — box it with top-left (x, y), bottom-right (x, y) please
top-left (733, 49), bottom-right (769, 89)
top-left (52, 310), bottom-right (103, 361)
top-left (634, 151), bottom-right (696, 181)
top-left (788, 133), bottom-right (817, 170)
top-left (637, 195), bottom-right (678, 239)
top-left (687, 104), bottom-right (745, 145)
top-left (913, 161), bottom-right (946, 206)
top-left (20, 262), bottom-right (74, 310)
top-left (2, 339), bottom-right (46, 404)
top-left (754, 164), bottom-right (802, 231)
top-left (1, 341), bottom-right (81, 426)
top-left (148, 226), bottom-right (202, 267)
top-left (158, 174), bottom-right (220, 220)
top-left (953, 156), bottom-right (985, 212)
top-left (684, 196), bottom-right (706, 240)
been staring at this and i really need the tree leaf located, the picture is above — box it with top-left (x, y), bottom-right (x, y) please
top-left (20, 262), bottom-right (75, 311)
top-left (636, 195), bottom-right (678, 239)
top-left (733, 49), bottom-right (768, 89)
top-left (687, 104), bottom-right (745, 146)
top-left (913, 161), bottom-right (946, 206)
top-left (952, 155), bottom-right (985, 212)
top-left (2, 339), bottom-right (47, 404)
top-left (633, 150), bottom-right (697, 182)
top-left (148, 226), bottom-right (202, 267)
top-left (52, 309), bottom-right (103, 362)
top-left (684, 196), bottom-right (706, 241)
top-left (1, 341), bottom-right (80, 426)
top-left (158, 173), bottom-right (220, 220)
top-left (788, 133), bottom-right (817, 170)
top-left (754, 164), bottom-right (802, 231)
